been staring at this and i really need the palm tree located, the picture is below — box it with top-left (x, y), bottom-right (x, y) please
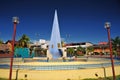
top-left (86, 46), bottom-right (94, 55)
top-left (19, 34), bottom-right (30, 48)
top-left (111, 36), bottom-right (120, 56)
top-left (67, 48), bottom-right (74, 57)
top-left (0, 39), bottom-right (3, 44)
top-left (76, 46), bottom-right (85, 56)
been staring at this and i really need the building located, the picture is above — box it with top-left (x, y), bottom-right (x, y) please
top-left (65, 41), bottom-right (111, 56)
top-left (0, 44), bottom-right (10, 53)
top-left (92, 42), bottom-right (109, 55)
top-left (66, 42), bottom-right (93, 49)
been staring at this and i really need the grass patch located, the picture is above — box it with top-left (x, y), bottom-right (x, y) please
top-left (0, 78), bottom-right (8, 80)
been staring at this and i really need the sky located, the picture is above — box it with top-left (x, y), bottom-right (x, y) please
top-left (0, 0), bottom-right (120, 44)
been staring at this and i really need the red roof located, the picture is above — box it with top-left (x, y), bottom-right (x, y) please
top-left (6, 40), bottom-right (18, 45)
top-left (98, 42), bottom-right (108, 45)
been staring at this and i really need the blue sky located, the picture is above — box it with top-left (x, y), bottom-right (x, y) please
top-left (0, 0), bottom-right (120, 44)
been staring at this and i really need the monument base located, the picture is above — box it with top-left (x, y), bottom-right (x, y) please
top-left (47, 48), bottom-right (66, 60)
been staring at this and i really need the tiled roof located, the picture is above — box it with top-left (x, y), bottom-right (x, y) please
top-left (0, 44), bottom-right (9, 50)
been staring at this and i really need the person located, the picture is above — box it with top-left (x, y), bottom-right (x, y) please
top-left (47, 57), bottom-right (49, 62)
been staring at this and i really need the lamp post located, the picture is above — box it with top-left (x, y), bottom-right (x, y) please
top-left (66, 34), bottom-right (70, 43)
top-left (9, 17), bottom-right (19, 80)
top-left (35, 33), bottom-right (40, 46)
top-left (105, 22), bottom-right (115, 80)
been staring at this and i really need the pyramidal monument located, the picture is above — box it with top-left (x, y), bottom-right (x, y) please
top-left (47, 10), bottom-right (66, 59)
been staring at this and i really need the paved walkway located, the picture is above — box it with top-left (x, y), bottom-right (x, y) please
top-left (0, 66), bottom-right (120, 80)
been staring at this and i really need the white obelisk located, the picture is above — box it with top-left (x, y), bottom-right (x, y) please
top-left (48, 10), bottom-right (62, 59)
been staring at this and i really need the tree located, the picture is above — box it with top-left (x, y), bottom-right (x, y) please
top-left (34, 48), bottom-right (47, 57)
top-left (86, 46), bottom-right (94, 55)
top-left (19, 34), bottom-right (30, 48)
top-left (76, 46), bottom-right (85, 56)
top-left (111, 36), bottom-right (120, 56)
top-left (0, 39), bottom-right (3, 44)
top-left (67, 48), bottom-right (74, 57)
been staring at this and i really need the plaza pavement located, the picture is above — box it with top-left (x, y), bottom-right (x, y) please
top-left (0, 60), bottom-right (120, 80)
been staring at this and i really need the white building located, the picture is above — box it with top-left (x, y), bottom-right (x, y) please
top-left (30, 39), bottom-right (49, 49)
top-left (66, 42), bottom-right (93, 49)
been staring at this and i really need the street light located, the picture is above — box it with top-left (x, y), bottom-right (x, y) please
top-left (66, 34), bottom-right (70, 43)
top-left (9, 17), bottom-right (19, 80)
top-left (105, 22), bottom-right (116, 80)
top-left (35, 33), bottom-right (40, 46)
